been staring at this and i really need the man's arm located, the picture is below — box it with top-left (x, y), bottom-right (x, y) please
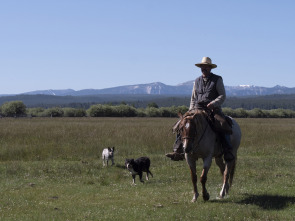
top-left (189, 82), bottom-right (197, 110)
top-left (208, 77), bottom-right (226, 109)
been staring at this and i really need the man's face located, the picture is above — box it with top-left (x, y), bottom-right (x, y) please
top-left (200, 65), bottom-right (212, 76)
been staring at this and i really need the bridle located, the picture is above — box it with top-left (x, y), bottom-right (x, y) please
top-left (181, 117), bottom-right (197, 141)
top-left (181, 116), bottom-right (209, 147)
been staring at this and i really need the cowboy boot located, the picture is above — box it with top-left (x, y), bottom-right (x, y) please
top-left (220, 133), bottom-right (235, 162)
top-left (165, 134), bottom-right (185, 161)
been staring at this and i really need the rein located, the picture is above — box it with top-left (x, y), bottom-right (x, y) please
top-left (195, 122), bottom-right (209, 146)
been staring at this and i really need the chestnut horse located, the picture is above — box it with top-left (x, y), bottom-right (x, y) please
top-left (173, 110), bottom-right (241, 202)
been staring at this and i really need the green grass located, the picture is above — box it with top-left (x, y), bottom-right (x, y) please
top-left (0, 117), bottom-right (294, 220)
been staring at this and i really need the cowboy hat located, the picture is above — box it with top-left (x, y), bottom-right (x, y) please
top-left (195, 57), bottom-right (217, 69)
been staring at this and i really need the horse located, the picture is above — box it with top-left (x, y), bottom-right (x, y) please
top-left (173, 109), bottom-right (241, 202)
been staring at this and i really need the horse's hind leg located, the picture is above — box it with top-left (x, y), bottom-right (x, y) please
top-left (215, 156), bottom-right (225, 175)
top-left (220, 160), bottom-right (235, 198)
top-left (200, 157), bottom-right (212, 201)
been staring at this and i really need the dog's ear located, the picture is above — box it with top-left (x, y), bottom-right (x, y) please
top-left (112, 147), bottom-right (115, 151)
top-left (108, 147), bottom-right (111, 151)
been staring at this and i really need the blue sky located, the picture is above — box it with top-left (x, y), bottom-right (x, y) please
top-left (0, 0), bottom-right (294, 94)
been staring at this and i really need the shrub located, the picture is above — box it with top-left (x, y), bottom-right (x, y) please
top-left (44, 107), bottom-right (64, 117)
top-left (136, 108), bottom-right (146, 117)
top-left (1, 101), bottom-right (27, 117)
top-left (27, 107), bottom-right (45, 117)
top-left (75, 108), bottom-right (87, 117)
top-left (63, 108), bottom-right (87, 117)
top-left (147, 102), bottom-right (159, 108)
top-left (268, 109), bottom-right (292, 118)
top-left (222, 107), bottom-right (234, 116)
top-left (112, 105), bottom-right (137, 117)
top-left (159, 107), bottom-right (174, 117)
top-left (87, 104), bottom-right (113, 117)
top-left (145, 107), bottom-right (161, 117)
top-left (176, 105), bottom-right (189, 115)
top-left (232, 108), bottom-right (248, 118)
top-left (247, 108), bottom-right (267, 118)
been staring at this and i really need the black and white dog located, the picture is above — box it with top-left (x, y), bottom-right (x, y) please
top-left (125, 157), bottom-right (153, 184)
top-left (102, 147), bottom-right (115, 166)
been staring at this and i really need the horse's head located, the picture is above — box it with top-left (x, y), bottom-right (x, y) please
top-left (174, 112), bottom-right (198, 154)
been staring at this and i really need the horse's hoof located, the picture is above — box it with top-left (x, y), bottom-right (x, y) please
top-left (220, 183), bottom-right (229, 198)
top-left (203, 192), bottom-right (210, 201)
top-left (191, 193), bottom-right (199, 202)
top-left (219, 191), bottom-right (225, 198)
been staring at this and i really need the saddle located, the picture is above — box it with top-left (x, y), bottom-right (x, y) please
top-left (172, 107), bottom-right (233, 136)
top-left (212, 113), bottom-right (233, 134)
top-left (196, 104), bottom-right (233, 135)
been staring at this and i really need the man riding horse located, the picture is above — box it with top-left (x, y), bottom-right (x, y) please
top-left (166, 57), bottom-right (235, 163)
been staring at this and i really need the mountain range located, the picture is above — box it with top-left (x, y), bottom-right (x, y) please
top-left (2, 81), bottom-right (295, 97)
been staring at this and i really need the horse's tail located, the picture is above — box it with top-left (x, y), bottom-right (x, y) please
top-left (229, 158), bottom-right (236, 187)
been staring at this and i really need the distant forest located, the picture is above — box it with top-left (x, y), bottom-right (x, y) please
top-left (0, 94), bottom-right (295, 110)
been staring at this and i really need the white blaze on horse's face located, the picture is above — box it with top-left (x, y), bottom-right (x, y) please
top-left (183, 122), bottom-right (190, 149)
top-left (185, 122), bottom-right (190, 129)
top-left (182, 118), bottom-right (196, 154)
top-left (183, 137), bottom-right (188, 149)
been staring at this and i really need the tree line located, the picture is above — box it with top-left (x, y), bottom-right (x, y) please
top-left (1, 94), bottom-right (295, 110)
top-left (1, 100), bottom-right (295, 118)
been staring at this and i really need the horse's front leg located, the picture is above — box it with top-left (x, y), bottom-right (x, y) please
top-left (186, 154), bottom-right (199, 202)
top-left (189, 165), bottom-right (199, 202)
top-left (200, 157), bottom-right (212, 201)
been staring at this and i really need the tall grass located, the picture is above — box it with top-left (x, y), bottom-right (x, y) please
top-left (0, 118), bottom-right (175, 161)
top-left (0, 117), bottom-right (294, 220)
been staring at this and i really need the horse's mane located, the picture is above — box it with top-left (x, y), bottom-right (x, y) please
top-left (172, 109), bottom-right (207, 133)
top-left (189, 110), bottom-right (207, 131)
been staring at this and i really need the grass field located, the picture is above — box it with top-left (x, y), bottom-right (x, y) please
top-left (0, 117), bottom-right (294, 220)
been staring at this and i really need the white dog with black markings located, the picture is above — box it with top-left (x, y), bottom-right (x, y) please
top-left (102, 147), bottom-right (115, 166)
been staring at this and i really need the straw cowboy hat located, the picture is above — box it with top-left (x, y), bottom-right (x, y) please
top-left (195, 57), bottom-right (217, 69)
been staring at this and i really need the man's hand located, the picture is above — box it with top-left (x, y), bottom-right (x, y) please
top-left (207, 102), bottom-right (214, 110)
